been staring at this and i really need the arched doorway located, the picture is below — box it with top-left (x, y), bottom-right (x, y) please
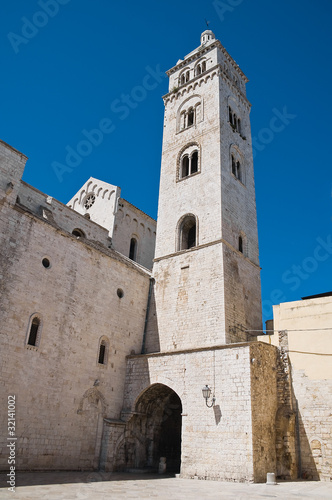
top-left (124, 384), bottom-right (182, 473)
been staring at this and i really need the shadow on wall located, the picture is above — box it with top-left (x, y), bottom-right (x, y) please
top-left (298, 412), bottom-right (321, 481)
top-left (143, 284), bottom-right (160, 354)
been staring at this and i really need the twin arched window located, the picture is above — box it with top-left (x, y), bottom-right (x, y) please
top-left (180, 104), bottom-right (201, 130)
top-left (231, 154), bottom-right (242, 182)
top-left (229, 106), bottom-right (241, 134)
top-left (179, 60), bottom-right (207, 87)
top-left (230, 144), bottom-right (245, 184)
top-left (180, 150), bottom-right (198, 179)
top-left (195, 60), bottom-right (206, 77)
top-left (179, 70), bottom-right (190, 86)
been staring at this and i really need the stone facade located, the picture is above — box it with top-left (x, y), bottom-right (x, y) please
top-left (259, 295), bottom-right (332, 481)
top-left (108, 342), bottom-right (277, 483)
top-left (0, 140), bottom-right (152, 471)
top-left (68, 177), bottom-right (156, 270)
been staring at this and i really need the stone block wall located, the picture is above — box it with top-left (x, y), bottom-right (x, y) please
top-left (109, 342), bottom-right (278, 482)
top-left (112, 199), bottom-right (156, 270)
top-left (259, 297), bottom-right (332, 481)
top-left (293, 371), bottom-right (332, 481)
top-left (150, 243), bottom-right (226, 352)
top-left (223, 243), bottom-right (262, 343)
top-left (0, 194), bottom-right (151, 471)
top-left (0, 140), bottom-right (27, 206)
top-left (250, 342), bottom-right (278, 482)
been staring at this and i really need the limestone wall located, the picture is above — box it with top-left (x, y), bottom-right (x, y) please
top-left (112, 199), bottom-right (156, 271)
top-left (259, 297), bottom-right (332, 481)
top-left (0, 196), bottom-right (151, 471)
top-left (150, 243), bottom-right (226, 351)
top-left (250, 342), bottom-right (278, 482)
top-left (112, 342), bottom-right (278, 482)
top-left (0, 140), bottom-right (27, 206)
top-left (18, 181), bottom-right (110, 246)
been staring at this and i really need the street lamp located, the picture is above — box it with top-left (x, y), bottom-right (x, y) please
top-left (202, 385), bottom-right (215, 408)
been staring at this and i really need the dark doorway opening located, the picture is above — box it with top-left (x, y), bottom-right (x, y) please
top-left (123, 384), bottom-right (182, 474)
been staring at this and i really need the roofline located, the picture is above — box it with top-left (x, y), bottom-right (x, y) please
top-left (0, 138), bottom-right (28, 160)
top-left (120, 198), bottom-right (156, 223)
top-left (166, 39), bottom-right (248, 83)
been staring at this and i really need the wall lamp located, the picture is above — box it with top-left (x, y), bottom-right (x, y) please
top-left (202, 385), bottom-right (215, 408)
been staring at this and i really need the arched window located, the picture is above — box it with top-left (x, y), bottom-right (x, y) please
top-left (239, 236), bottom-right (243, 254)
top-left (195, 102), bottom-right (201, 123)
top-left (98, 341), bottom-right (106, 364)
top-left (179, 69), bottom-right (190, 86)
top-left (26, 314), bottom-right (42, 348)
top-left (238, 233), bottom-right (247, 256)
top-left (129, 238), bottom-right (137, 261)
top-left (228, 105), bottom-right (242, 135)
top-left (181, 155), bottom-right (190, 178)
top-left (72, 228), bottom-right (85, 238)
top-left (237, 118), bottom-right (241, 134)
top-left (180, 149), bottom-right (199, 179)
top-left (177, 95), bottom-right (202, 132)
top-left (28, 318), bottom-right (40, 346)
top-left (191, 151), bottom-right (198, 174)
top-left (97, 337), bottom-right (109, 366)
top-left (229, 106), bottom-right (233, 125)
top-left (180, 111), bottom-right (186, 130)
top-left (178, 215), bottom-right (197, 251)
top-left (231, 155), bottom-right (236, 176)
top-left (202, 61), bottom-right (206, 73)
top-left (196, 64), bottom-right (201, 76)
top-left (231, 150), bottom-right (243, 183)
top-left (187, 108), bottom-right (194, 127)
top-left (236, 161), bottom-right (241, 182)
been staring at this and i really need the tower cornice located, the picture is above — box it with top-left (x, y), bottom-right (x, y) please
top-left (166, 39), bottom-right (248, 83)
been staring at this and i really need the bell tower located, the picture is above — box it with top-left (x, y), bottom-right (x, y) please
top-left (150, 31), bottom-right (262, 352)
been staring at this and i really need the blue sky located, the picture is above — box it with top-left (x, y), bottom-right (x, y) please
top-left (1, 0), bottom-right (331, 325)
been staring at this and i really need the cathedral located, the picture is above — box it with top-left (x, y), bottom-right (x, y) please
top-left (0, 30), bottom-right (331, 483)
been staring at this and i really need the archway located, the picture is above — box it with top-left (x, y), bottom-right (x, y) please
top-left (126, 384), bottom-right (182, 473)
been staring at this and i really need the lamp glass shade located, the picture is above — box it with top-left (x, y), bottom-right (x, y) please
top-left (202, 385), bottom-right (211, 399)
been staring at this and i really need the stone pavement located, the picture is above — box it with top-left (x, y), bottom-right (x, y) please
top-left (0, 471), bottom-right (332, 499)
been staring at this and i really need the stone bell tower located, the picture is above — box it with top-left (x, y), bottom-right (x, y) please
top-left (148, 30), bottom-right (262, 352)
